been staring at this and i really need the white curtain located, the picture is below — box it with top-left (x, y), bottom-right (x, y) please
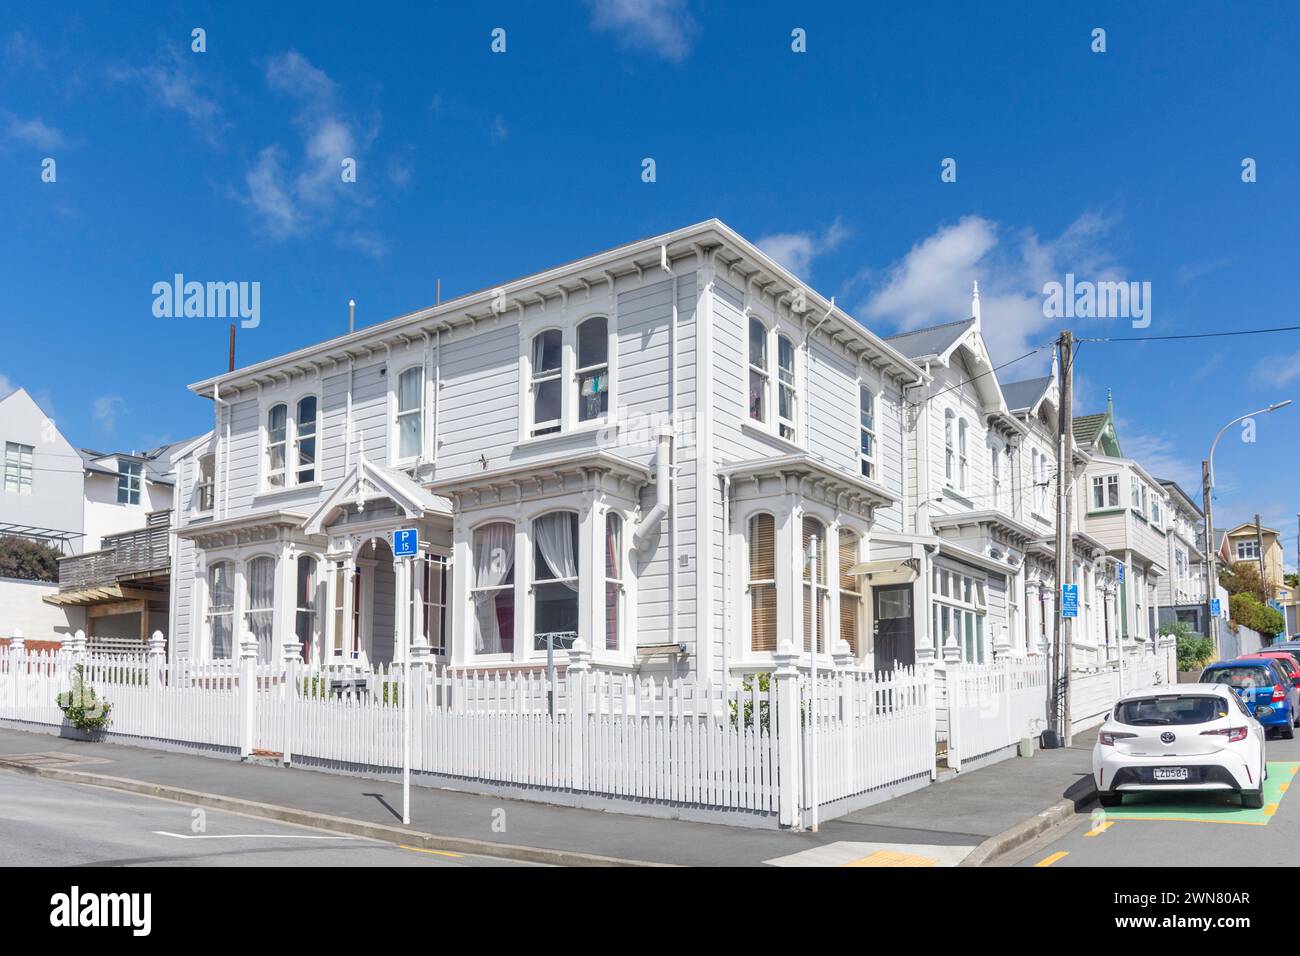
top-left (534, 512), bottom-right (578, 591)
top-left (247, 556), bottom-right (276, 663)
top-left (472, 523), bottom-right (514, 653)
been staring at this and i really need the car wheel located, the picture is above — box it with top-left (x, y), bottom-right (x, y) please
top-left (1241, 789), bottom-right (1265, 810)
top-left (1098, 792), bottom-right (1122, 808)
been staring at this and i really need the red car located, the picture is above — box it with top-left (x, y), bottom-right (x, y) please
top-left (1243, 650), bottom-right (1300, 688)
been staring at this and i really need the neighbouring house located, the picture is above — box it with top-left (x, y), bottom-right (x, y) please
top-left (1217, 522), bottom-right (1290, 604)
top-left (1072, 393), bottom-right (1169, 652)
top-left (42, 437), bottom-right (209, 654)
top-left (1155, 478), bottom-right (1215, 634)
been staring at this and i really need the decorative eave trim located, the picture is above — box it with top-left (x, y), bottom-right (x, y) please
top-left (428, 451), bottom-right (653, 505)
top-left (719, 453), bottom-right (898, 514)
top-left (930, 509), bottom-right (1038, 545)
top-left (934, 540), bottom-right (1018, 576)
top-left (303, 457), bottom-right (453, 537)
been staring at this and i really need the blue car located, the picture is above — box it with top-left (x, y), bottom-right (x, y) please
top-left (1200, 659), bottom-right (1299, 739)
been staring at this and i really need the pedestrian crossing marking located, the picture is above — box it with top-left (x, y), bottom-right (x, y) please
top-left (1034, 851), bottom-right (1068, 867)
top-left (843, 850), bottom-right (937, 867)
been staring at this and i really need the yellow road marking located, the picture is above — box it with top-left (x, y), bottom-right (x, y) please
top-left (1265, 804), bottom-right (1280, 817)
top-left (843, 849), bottom-right (938, 867)
top-left (399, 845), bottom-right (465, 859)
top-left (1085, 821), bottom-right (1114, 837)
top-left (1281, 783), bottom-right (1290, 793)
top-left (1034, 851), bottom-right (1068, 867)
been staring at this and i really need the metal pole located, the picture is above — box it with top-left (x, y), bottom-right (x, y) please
top-left (1202, 459), bottom-right (1217, 657)
top-left (402, 554), bottom-right (411, 826)
top-left (1255, 513), bottom-right (1267, 603)
top-left (1059, 331), bottom-right (1074, 744)
top-left (809, 535), bottom-right (819, 833)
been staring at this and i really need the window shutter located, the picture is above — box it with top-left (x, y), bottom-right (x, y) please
top-left (838, 531), bottom-right (860, 656)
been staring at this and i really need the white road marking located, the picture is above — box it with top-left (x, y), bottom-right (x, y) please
top-left (152, 830), bottom-right (361, 841)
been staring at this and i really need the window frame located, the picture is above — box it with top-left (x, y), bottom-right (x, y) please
top-left (932, 564), bottom-right (988, 663)
top-left (531, 509), bottom-right (581, 653)
top-left (294, 554), bottom-right (318, 662)
top-left (3, 441), bottom-right (34, 495)
top-left (575, 316), bottom-right (611, 426)
top-left (776, 333), bottom-right (798, 441)
top-left (116, 459), bottom-right (143, 505)
top-left (205, 559), bottom-right (236, 660)
top-left (858, 383), bottom-right (877, 480)
top-left (294, 395), bottom-right (319, 483)
top-left (393, 365), bottom-right (425, 463)
top-left (196, 452), bottom-right (215, 513)
top-left (529, 328), bottom-right (564, 437)
top-left (957, 418), bottom-right (969, 491)
top-left (747, 511), bottom-right (778, 653)
top-left (748, 316), bottom-right (770, 426)
top-left (1092, 473), bottom-right (1120, 510)
top-left (470, 519), bottom-right (518, 657)
top-left (603, 511), bottom-right (623, 652)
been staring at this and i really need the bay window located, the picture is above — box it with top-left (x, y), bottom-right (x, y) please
top-left (533, 511), bottom-right (579, 651)
top-left (294, 555), bottom-right (317, 661)
top-left (471, 521), bottom-right (515, 654)
top-left (206, 560), bottom-right (234, 659)
top-left (1092, 474), bottom-right (1119, 509)
top-left (802, 517), bottom-right (827, 653)
top-left (605, 512), bottom-right (623, 651)
top-left (748, 513), bottom-right (776, 652)
top-left (932, 566), bottom-right (987, 663)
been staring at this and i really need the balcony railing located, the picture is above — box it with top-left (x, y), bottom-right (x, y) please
top-left (58, 510), bottom-right (171, 592)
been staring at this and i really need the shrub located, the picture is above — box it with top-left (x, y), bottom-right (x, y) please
top-left (55, 665), bottom-right (112, 731)
top-left (1229, 592), bottom-right (1285, 637)
top-left (1160, 621), bottom-right (1214, 671)
top-left (0, 535), bottom-right (60, 582)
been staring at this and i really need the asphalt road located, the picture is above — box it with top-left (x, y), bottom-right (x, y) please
top-left (0, 771), bottom-right (535, 867)
top-left (1004, 725), bottom-right (1300, 867)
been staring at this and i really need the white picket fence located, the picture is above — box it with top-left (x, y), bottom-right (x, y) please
top-left (1070, 639), bottom-right (1178, 735)
top-left (946, 657), bottom-right (1050, 771)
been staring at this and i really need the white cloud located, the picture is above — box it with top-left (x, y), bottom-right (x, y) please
top-left (239, 51), bottom-right (380, 255)
top-left (110, 48), bottom-right (225, 143)
top-left (489, 114), bottom-right (509, 141)
top-left (1255, 350), bottom-right (1300, 388)
top-left (756, 219), bottom-right (849, 281)
top-left (860, 212), bottom-right (1124, 367)
top-left (585, 0), bottom-right (698, 62)
top-left (0, 372), bottom-right (12, 397)
top-left (92, 395), bottom-right (125, 436)
top-left (3, 114), bottom-right (65, 149)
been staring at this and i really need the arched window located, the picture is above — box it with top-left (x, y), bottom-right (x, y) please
top-left (295, 555), bottom-right (317, 662)
top-left (576, 317), bottom-right (609, 422)
top-left (246, 556), bottom-right (276, 662)
top-left (748, 513), bottom-right (776, 652)
top-left (206, 560), bottom-right (234, 659)
top-left (958, 419), bottom-right (968, 490)
top-left (748, 317), bottom-right (768, 423)
top-left (777, 334), bottom-right (797, 440)
top-left (296, 396), bottom-right (318, 483)
top-left (471, 522), bottom-right (515, 654)
top-left (605, 512), bottom-right (623, 651)
top-left (533, 511), bottom-right (579, 651)
top-left (266, 404), bottom-right (288, 488)
top-left (802, 517), bottom-right (827, 653)
top-left (531, 330), bottom-right (563, 436)
top-left (838, 529), bottom-right (862, 656)
top-left (944, 410), bottom-right (955, 483)
top-left (396, 367), bottom-right (423, 460)
top-left (859, 385), bottom-right (876, 479)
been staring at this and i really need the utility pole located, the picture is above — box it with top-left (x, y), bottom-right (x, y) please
top-left (1255, 514), bottom-right (1267, 603)
top-left (1202, 460), bottom-right (1218, 656)
top-left (1053, 330), bottom-right (1075, 745)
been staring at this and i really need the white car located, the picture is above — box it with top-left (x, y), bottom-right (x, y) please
top-left (1093, 684), bottom-right (1267, 809)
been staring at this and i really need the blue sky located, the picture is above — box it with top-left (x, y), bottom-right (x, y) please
top-left (2, 1), bottom-right (1298, 543)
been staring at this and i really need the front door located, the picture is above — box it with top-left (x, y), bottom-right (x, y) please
top-left (873, 584), bottom-right (914, 669)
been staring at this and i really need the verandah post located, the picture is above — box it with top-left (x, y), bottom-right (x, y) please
top-left (773, 640), bottom-right (802, 829)
top-left (567, 638), bottom-right (592, 793)
top-left (238, 632), bottom-right (258, 759)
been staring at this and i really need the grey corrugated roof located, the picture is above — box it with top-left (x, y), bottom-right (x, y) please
top-left (1072, 412), bottom-right (1107, 447)
top-left (883, 318), bottom-right (974, 360)
top-left (1001, 376), bottom-right (1053, 413)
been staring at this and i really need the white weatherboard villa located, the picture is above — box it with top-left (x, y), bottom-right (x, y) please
top-left (165, 220), bottom-right (1170, 693)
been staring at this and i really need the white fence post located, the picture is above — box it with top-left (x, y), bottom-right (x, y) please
top-left (8, 630), bottom-right (24, 721)
top-left (567, 638), bottom-right (591, 793)
top-left (147, 630), bottom-right (167, 738)
top-left (281, 638), bottom-right (303, 765)
top-left (773, 640), bottom-right (802, 828)
top-left (238, 632), bottom-right (258, 759)
top-left (409, 635), bottom-right (432, 774)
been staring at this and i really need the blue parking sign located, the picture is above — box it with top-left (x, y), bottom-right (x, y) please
top-left (1061, 583), bottom-right (1079, 618)
top-left (1211, 598), bottom-right (1221, 617)
top-left (393, 528), bottom-right (419, 557)
top-left (1116, 561), bottom-right (1125, 583)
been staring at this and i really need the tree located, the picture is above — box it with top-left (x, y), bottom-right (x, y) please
top-left (1159, 621), bottom-right (1215, 671)
top-left (1221, 561), bottom-right (1267, 603)
top-left (0, 536), bottom-right (61, 583)
top-left (1229, 592), bottom-right (1285, 636)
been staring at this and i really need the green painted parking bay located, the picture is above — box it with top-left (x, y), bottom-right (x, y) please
top-left (1101, 763), bottom-right (1300, 825)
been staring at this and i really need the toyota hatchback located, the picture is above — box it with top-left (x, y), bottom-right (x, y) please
top-left (1093, 685), bottom-right (1266, 809)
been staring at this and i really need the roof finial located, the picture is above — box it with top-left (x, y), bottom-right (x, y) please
top-left (971, 280), bottom-right (981, 326)
top-left (1106, 388), bottom-right (1114, 417)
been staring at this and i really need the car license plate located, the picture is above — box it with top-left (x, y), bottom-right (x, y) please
top-left (1153, 767), bottom-right (1189, 781)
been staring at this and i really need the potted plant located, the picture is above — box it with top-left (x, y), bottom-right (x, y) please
top-left (55, 664), bottom-right (111, 740)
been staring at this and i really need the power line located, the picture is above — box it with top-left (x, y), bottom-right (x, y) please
top-left (912, 346), bottom-right (1050, 407)
top-left (1076, 323), bottom-right (1300, 344)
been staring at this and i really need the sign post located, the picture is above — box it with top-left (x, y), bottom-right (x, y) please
top-left (393, 528), bottom-right (419, 826)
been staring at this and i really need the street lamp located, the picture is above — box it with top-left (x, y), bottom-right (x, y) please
top-left (1203, 400), bottom-right (1293, 656)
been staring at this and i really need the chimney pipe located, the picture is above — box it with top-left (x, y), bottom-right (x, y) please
top-left (228, 324), bottom-right (236, 372)
top-left (349, 298), bottom-right (356, 334)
